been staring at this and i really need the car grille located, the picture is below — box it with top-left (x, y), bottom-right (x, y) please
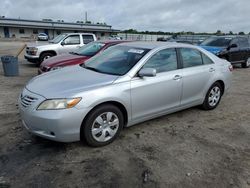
top-left (21, 95), bottom-right (38, 108)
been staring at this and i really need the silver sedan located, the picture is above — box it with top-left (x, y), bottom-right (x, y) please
top-left (18, 42), bottom-right (233, 146)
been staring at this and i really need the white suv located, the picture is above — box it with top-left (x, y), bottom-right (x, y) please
top-left (25, 33), bottom-right (97, 64)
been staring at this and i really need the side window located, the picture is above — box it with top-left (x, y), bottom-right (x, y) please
top-left (202, 53), bottom-right (214, 65)
top-left (63, 35), bottom-right (80, 45)
top-left (143, 48), bottom-right (178, 73)
top-left (180, 48), bottom-right (203, 68)
top-left (230, 38), bottom-right (239, 47)
top-left (82, 35), bottom-right (94, 44)
top-left (238, 38), bottom-right (249, 47)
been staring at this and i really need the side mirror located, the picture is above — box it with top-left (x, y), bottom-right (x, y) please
top-left (61, 41), bottom-right (65, 46)
top-left (138, 68), bottom-right (156, 77)
top-left (228, 43), bottom-right (237, 50)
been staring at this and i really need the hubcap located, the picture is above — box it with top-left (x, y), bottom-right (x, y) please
top-left (208, 86), bottom-right (221, 107)
top-left (91, 112), bottom-right (119, 142)
top-left (247, 58), bottom-right (250, 66)
top-left (43, 56), bottom-right (51, 60)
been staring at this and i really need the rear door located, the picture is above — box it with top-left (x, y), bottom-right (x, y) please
top-left (130, 48), bottom-right (183, 122)
top-left (179, 48), bottom-right (215, 106)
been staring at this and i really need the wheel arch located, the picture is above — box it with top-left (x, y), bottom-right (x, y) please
top-left (215, 80), bottom-right (225, 95)
top-left (40, 50), bottom-right (57, 58)
top-left (80, 100), bottom-right (128, 140)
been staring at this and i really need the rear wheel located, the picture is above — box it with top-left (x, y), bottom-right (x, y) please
top-left (81, 104), bottom-right (124, 147)
top-left (201, 82), bottom-right (222, 110)
top-left (241, 58), bottom-right (250, 68)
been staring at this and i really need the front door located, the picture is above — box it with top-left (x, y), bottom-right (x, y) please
top-left (130, 48), bottom-right (182, 122)
top-left (58, 35), bottom-right (81, 54)
top-left (229, 38), bottom-right (247, 63)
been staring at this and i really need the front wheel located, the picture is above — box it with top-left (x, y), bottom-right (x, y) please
top-left (39, 52), bottom-right (54, 64)
top-left (201, 82), bottom-right (222, 110)
top-left (241, 58), bottom-right (250, 68)
top-left (81, 104), bottom-right (124, 147)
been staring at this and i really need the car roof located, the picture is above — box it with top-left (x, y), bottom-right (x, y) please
top-left (96, 40), bottom-right (132, 44)
top-left (64, 33), bottom-right (94, 35)
top-left (117, 41), bottom-right (195, 50)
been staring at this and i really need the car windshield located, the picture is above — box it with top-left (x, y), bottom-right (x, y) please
top-left (73, 42), bottom-right (105, 56)
top-left (83, 45), bottom-right (149, 76)
top-left (201, 37), bottom-right (232, 47)
top-left (50, 34), bottom-right (67, 43)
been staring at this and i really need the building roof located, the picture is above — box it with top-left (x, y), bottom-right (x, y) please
top-left (0, 17), bottom-right (119, 33)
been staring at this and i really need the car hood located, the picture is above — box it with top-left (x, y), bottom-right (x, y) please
top-left (26, 65), bottom-right (119, 98)
top-left (200, 46), bottom-right (225, 54)
top-left (26, 42), bottom-right (58, 48)
top-left (41, 53), bottom-right (90, 67)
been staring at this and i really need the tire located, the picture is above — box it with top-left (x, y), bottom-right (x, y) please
top-left (201, 82), bottom-right (222, 110)
top-left (39, 52), bottom-right (54, 64)
top-left (81, 104), bottom-right (124, 147)
top-left (241, 58), bottom-right (250, 68)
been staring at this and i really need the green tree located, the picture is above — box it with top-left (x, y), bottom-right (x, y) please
top-left (238, 31), bottom-right (245, 35)
top-left (215, 30), bottom-right (222, 35)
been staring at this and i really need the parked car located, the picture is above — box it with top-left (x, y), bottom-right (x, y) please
top-left (38, 40), bottom-right (130, 74)
top-left (109, 35), bottom-right (122, 40)
top-left (25, 33), bottom-right (97, 64)
top-left (18, 42), bottom-right (232, 147)
top-left (200, 36), bottom-right (250, 68)
top-left (37, 33), bottom-right (49, 41)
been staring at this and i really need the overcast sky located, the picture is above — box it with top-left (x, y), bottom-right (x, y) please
top-left (1, 0), bottom-right (249, 33)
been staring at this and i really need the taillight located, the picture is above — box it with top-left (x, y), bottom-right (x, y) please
top-left (228, 65), bottom-right (233, 72)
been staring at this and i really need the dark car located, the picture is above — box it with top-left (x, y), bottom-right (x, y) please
top-left (200, 36), bottom-right (250, 68)
top-left (38, 40), bottom-right (130, 74)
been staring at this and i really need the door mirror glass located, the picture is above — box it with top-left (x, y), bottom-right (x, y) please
top-left (138, 68), bottom-right (156, 77)
top-left (229, 43), bottom-right (237, 49)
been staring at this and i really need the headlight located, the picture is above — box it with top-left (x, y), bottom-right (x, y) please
top-left (28, 47), bottom-right (38, 55)
top-left (51, 66), bottom-right (63, 71)
top-left (37, 98), bottom-right (81, 110)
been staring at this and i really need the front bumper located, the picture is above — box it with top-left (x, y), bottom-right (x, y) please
top-left (24, 54), bottom-right (40, 63)
top-left (18, 88), bottom-right (90, 142)
top-left (38, 66), bottom-right (50, 75)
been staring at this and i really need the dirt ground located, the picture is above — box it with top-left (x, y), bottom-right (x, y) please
top-left (0, 41), bottom-right (249, 188)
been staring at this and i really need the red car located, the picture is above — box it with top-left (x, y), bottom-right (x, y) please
top-left (38, 40), bottom-right (130, 74)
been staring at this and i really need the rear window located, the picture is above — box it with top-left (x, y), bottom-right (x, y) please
top-left (202, 53), bottom-right (214, 65)
top-left (82, 35), bottom-right (94, 44)
top-left (180, 48), bottom-right (203, 68)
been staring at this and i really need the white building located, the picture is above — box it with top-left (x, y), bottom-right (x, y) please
top-left (0, 17), bottom-right (118, 39)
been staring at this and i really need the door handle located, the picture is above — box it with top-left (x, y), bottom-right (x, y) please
top-left (209, 68), bottom-right (215, 72)
top-left (173, 75), bottom-right (182, 80)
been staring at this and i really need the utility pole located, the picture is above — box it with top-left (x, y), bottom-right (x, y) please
top-left (85, 11), bottom-right (88, 22)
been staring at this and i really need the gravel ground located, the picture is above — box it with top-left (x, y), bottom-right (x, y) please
top-left (0, 41), bottom-right (249, 188)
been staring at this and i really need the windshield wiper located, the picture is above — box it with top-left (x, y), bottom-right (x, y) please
top-left (82, 64), bottom-right (122, 75)
top-left (69, 52), bottom-right (80, 55)
top-left (84, 65), bottom-right (102, 73)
